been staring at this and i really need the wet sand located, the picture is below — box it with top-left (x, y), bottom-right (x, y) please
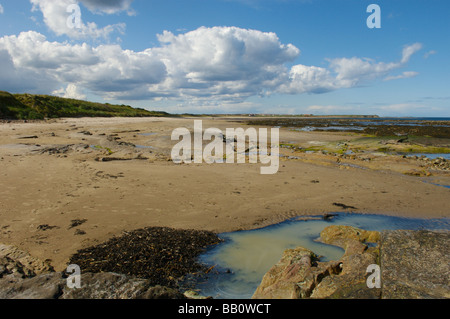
top-left (0, 117), bottom-right (449, 271)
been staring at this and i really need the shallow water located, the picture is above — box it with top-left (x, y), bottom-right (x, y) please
top-left (278, 118), bottom-right (450, 133)
top-left (401, 153), bottom-right (450, 160)
top-left (292, 126), bottom-right (365, 132)
top-left (426, 182), bottom-right (450, 189)
top-left (195, 213), bottom-right (450, 299)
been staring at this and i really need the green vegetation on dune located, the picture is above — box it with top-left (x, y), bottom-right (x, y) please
top-left (0, 91), bottom-right (32, 119)
top-left (0, 90), bottom-right (171, 120)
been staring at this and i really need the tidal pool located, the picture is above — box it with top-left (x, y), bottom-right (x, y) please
top-left (194, 213), bottom-right (450, 299)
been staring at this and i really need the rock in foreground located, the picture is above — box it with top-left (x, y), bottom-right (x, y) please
top-left (253, 226), bottom-right (449, 299)
top-left (252, 225), bottom-right (381, 299)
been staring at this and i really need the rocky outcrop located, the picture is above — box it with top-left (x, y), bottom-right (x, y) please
top-left (252, 226), bottom-right (449, 299)
top-left (310, 226), bottom-right (381, 299)
top-left (252, 225), bottom-right (381, 299)
top-left (251, 246), bottom-right (344, 299)
top-left (0, 244), bottom-right (54, 279)
top-left (0, 244), bottom-right (62, 299)
top-left (0, 243), bottom-right (188, 299)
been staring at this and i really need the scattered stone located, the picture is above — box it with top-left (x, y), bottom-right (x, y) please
top-left (95, 154), bottom-right (149, 162)
top-left (37, 225), bottom-right (59, 231)
top-left (322, 213), bottom-right (337, 221)
top-left (74, 229), bottom-right (86, 236)
top-left (68, 219), bottom-right (87, 229)
top-left (107, 134), bottom-right (122, 141)
top-left (332, 202), bottom-right (358, 210)
top-left (118, 141), bottom-right (136, 147)
top-left (95, 157), bottom-right (133, 162)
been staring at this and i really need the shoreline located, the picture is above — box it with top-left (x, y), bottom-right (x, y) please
top-left (0, 116), bottom-right (449, 272)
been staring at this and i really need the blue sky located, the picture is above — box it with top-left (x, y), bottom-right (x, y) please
top-left (0, 0), bottom-right (449, 116)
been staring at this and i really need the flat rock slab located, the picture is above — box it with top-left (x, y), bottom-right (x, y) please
top-left (380, 229), bottom-right (450, 299)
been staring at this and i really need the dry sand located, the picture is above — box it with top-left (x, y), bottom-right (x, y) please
top-left (0, 117), bottom-right (449, 271)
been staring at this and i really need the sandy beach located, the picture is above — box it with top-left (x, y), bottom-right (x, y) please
top-left (0, 116), bottom-right (449, 272)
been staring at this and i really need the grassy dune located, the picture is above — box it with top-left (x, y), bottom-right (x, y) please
top-left (0, 91), bottom-right (171, 120)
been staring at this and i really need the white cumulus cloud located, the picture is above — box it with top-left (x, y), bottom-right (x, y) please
top-left (150, 26), bottom-right (300, 101)
top-left (30, 0), bottom-right (126, 39)
top-left (53, 83), bottom-right (87, 100)
top-left (0, 27), bottom-right (423, 107)
top-left (280, 43), bottom-right (423, 94)
top-left (0, 31), bottom-right (166, 97)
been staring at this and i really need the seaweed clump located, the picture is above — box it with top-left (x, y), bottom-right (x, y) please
top-left (69, 227), bottom-right (222, 288)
